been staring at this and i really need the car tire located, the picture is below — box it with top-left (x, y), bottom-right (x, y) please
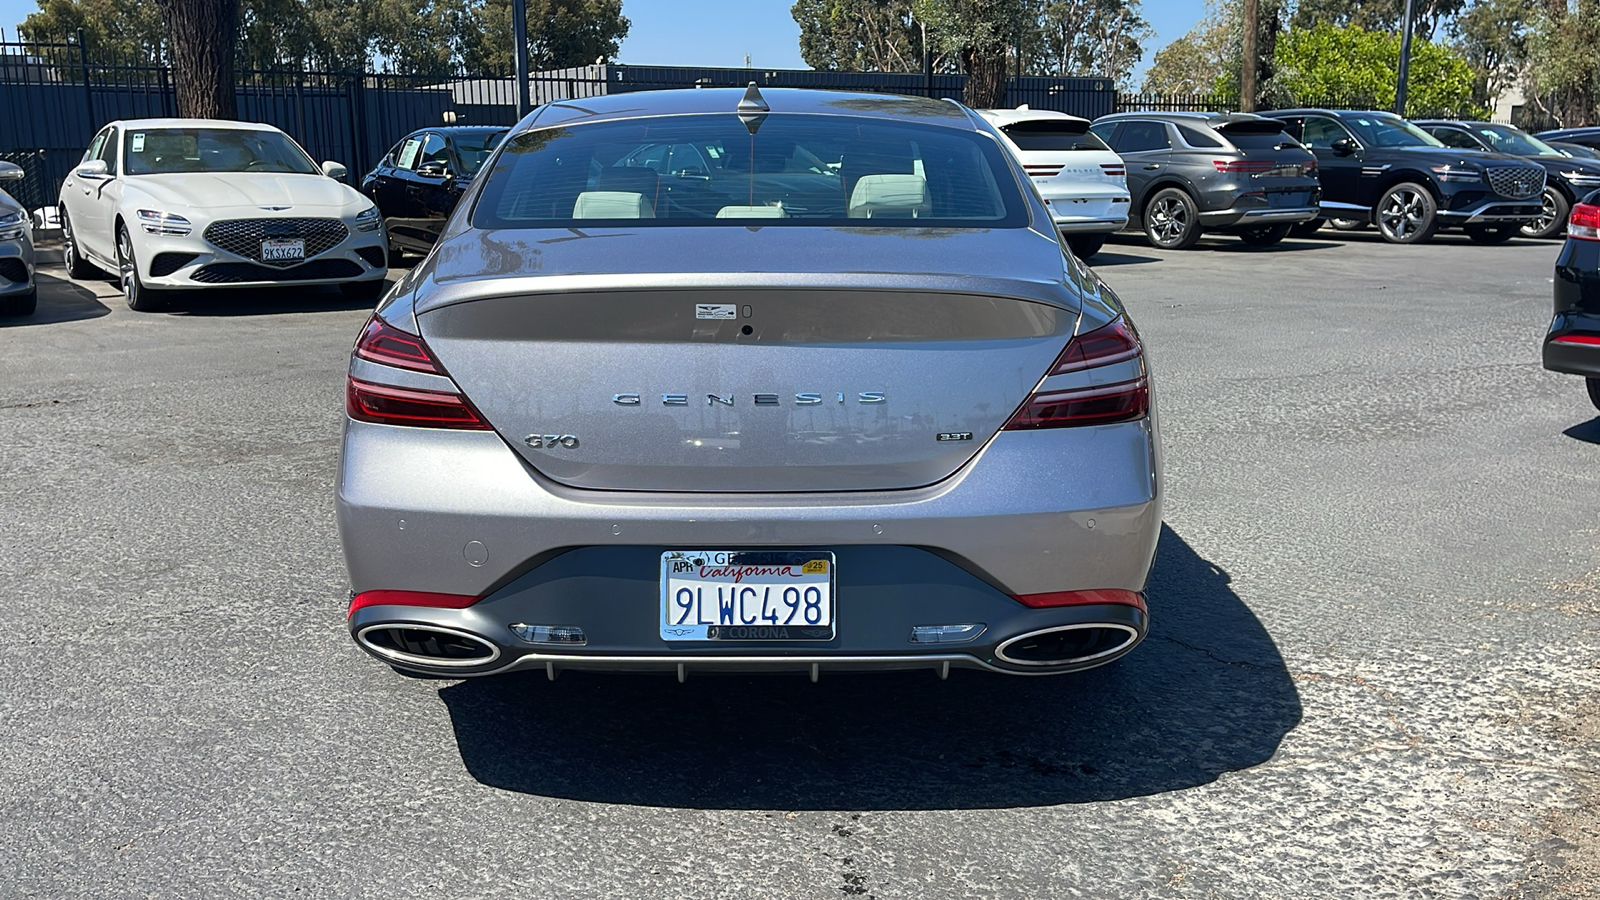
top-left (1236, 224), bottom-right (1292, 247)
top-left (1588, 377), bottom-right (1600, 412)
top-left (60, 210), bottom-right (100, 280)
top-left (1065, 234), bottom-right (1107, 259)
top-left (1289, 218), bottom-right (1324, 238)
top-left (341, 278), bottom-right (386, 301)
top-left (1522, 187), bottom-right (1569, 239)
top-left (1143, 188), bottom-right (1203, 249)
top-left (1375, 182), bottom-right (1439, 244)
top-left (117, 225), bottom-right (170, 312)
top-left (0, 286), bottom-right (37, 316)
top-left (1465, 225), bottom-right (1518, 244)
top-left (1330, 217), bottom-right (1368, 231)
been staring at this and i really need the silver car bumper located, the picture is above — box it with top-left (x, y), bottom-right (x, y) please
top-left (337, 418), bottom-right (1162, 676)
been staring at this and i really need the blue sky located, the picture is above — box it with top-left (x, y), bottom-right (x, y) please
top-left (0, 0), bottom-right (1202, 81)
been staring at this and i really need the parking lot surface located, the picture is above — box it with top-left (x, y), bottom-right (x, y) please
top-left (1, 231), bottom-right (1596, 898)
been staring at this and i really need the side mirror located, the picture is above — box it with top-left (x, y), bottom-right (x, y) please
top-left (416, 161), bottom-right (450, 179)
top-left (76, 158), bottom-right (109, 178)
top-left (1330, 137), bottom-right (1358, 156)
top-left (321, 160), bottom-right (348, 181)
top-left (0, 161), bottom-right (23, 182)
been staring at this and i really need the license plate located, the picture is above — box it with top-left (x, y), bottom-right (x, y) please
top-left (260, 238), bottom-right (305, 261)
top-left (660, 550), bottom-right (835, 641)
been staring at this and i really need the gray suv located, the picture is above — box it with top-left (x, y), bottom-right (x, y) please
top-left (1090, 112), bottom-right (1322, 249)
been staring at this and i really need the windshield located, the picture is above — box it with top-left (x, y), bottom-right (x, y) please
top-left (1000, 120), bottom-right (1109, 152)
top-left (1473, 124), bottom-right (1562, 156)
top-left (472, 113), bottom-right (1025, 228)
top-left (455, 130), bottom-right (508, 176)
top-left (124, 127), bottom-right (318, 175)
top-left (1345, 115), bottom-right (1445, 148)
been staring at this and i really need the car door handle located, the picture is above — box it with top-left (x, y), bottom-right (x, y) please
top-left (1142, 164), bottom-right (1161, 170)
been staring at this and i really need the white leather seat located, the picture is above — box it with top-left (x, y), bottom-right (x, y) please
top-left (847, 174), bottom-right (930, 218)
top-left (715, 205), bottom-right (788, 218)
top-left (572, 191), bottom-right (655, 219)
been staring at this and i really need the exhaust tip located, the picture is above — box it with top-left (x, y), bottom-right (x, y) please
top-left (994, 623), bottom-right (1140, 668)
top-left (356, 623), bottom-right (501, 669)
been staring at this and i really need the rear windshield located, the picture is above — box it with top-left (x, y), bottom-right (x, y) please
top-left (472, 113), bottom-right (1026, 228)
top-left (1223, 131), bottom-right (1300, 150)
top-left (1000, 120), bottom-right (1109, 152)
top-left (456, 130), bottom-right (508, 175)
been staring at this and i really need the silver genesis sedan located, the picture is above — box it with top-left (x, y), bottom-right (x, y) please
top-left (338, 86), bottom-right (1162, 680)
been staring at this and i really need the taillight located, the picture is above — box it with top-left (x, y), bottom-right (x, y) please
top-left (1552, 334), bottom-right (1600, 345)
top-left (354, 315), bottom-right (439, 372)
top-left (1003, 317), bottom-right (1149, 430)
top-left (347, 378), bottom-right (490, 429)
top-left (1570, 203), bottom-right (1600, 240)
top-left (347, 314), bottom-right (489, 429)
top-left (348, 590), bottom-right (482, 617)
top-left (1213, 159), bottom-right (1273, 174)
top-left (1101, 163), bottom-right (1126, 177)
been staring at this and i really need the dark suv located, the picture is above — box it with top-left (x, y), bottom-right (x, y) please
top-left (1415, 120), bottom-right (1600, 239)
top-left (1266, 109), bottom-right (1547, 244)
top-left (1089, 111), bottom-right (1321, 249)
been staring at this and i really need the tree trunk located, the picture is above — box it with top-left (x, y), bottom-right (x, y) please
top-left (158, 0), bottom-right (239, 120)
top-left (961, 45), bottom-right (1007, 108)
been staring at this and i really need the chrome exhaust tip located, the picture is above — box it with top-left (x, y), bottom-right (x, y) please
top-left (356, 623), bottom-right (501, 669)
top-left (994, 623), bottom-right (1141, 668)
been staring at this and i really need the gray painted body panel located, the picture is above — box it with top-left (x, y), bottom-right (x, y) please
top-left (336, 418), bottom-right (1160, 599)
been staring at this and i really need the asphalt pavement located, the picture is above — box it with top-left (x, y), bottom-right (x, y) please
top-left (1, 229), bottom-right (1596, 898)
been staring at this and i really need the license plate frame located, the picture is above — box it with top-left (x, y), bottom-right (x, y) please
top-left (260, 238), bottom-right (305, 262)
top-left (659, 550), bottom-right (836, 641)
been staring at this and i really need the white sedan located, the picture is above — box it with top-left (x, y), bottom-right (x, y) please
top-left (58, 118), bottom-right (387, 311)
top-left (979, 107), bottom-right (1131, 259)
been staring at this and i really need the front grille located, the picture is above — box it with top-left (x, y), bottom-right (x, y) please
top-left (149, 252), bottom-right (198, 277)
top-left (1486, 166), bottom-right (1545, 199)
top-left (203, 217), bottom-right (349, 268)
top-left (0, 258), bottom-right (26, 285)
top-left (191, 259), bottom-right (363, 284)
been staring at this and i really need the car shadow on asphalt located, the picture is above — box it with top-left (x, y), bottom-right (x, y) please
top-left (172, 283), bottom-right (391, 316)
top-left (1211, 239), bottom-right (1344, 253)
top-left (1563, 418), bottom-right (1600, 444)
top-left (0, 273), bottom-right (109, 327)
top-left (438, 524), bottom-right (1303, 810)
top-left (1083, 250), bottom-right (1160, 267)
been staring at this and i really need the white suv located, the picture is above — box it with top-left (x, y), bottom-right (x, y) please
top-left (980, 107), bottom-right (1130, 259)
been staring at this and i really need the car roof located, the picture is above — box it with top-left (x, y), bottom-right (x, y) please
top-left (528, 87), bottom-right (979, 132)
top-left (405, 125), bottom-right (510, 137)
top-left (1093, 110), bottom-right (1287, 129)
top-left (976, 107), bottom-right (1090, 127)
top-left (1262, 109), bottom-right (1407, 118)
top-left (109, 118), bottom-right (284, 131)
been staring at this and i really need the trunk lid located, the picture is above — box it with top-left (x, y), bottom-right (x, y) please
top-left (1215, 121), bottom-right (1321, 202)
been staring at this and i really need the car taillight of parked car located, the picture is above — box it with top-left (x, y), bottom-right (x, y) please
top-left (1002, 318), bottom-right (1148, 429)
top-left (1101, 163), bottom-right (1126, 178)
top-left (346, 315), bottom-right (491, 430)
top-left (1212, 160), bottom-right (1275, 174)
top-left (1569, 203), bottom-right (1600, 241)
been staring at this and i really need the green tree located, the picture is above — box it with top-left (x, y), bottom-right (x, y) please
top-left (1275, 23), bottom-right (1483, 116)
top-left (1449, 0), bottom-right (1533, 109)
top-left (912, 0), bottom-right (1029, 106)
top-left (20, 0), bottom-right (165, 61)
top-left (1290, 0), bottom-right (1465, 41)
top-left (792, 0), bottom-right (930, 72)
top-left (465, 0), bottom-right (629, 72)
top-left (1139, 0), bottom-right (1233, 93)
top-left (1030, 0), bottom-right (1151, 88)
top-left (1521, 0), bottom-right (1600, 127)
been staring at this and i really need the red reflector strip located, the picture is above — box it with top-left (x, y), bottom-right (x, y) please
top-left (348, 590), bottom-right (482, 617)
top-left (1012, 589), bottom-right (1147, 613)
top-left (1003, 379), bottom-right (1149, 430)
top-left (346, 378), bottom-right (491, 430)
top-left (1553, 334), bottom-right (1600, 345)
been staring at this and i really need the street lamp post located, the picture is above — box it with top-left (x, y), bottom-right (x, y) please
top-left (512, 0), bottom-right (531, 119)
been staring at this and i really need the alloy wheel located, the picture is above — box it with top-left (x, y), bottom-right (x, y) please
top-left (1148, 196), bottom-right (1188, 244)
top-left (117, 228), bottom-right (136, 296)
top-left (1378, 187), bottom-right (1429, 241)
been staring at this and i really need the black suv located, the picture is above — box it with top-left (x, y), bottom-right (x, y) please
top-left (1416, 120), bottom-right (1600, 239)
top-left (1266, 109), bottom-right (1547, 244)
top-left (1089, 111), bottom-right (1321, 249)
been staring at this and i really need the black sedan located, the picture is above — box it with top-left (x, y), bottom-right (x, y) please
top-left (1417, 120), bottom-right (1600, 239)
top-left (1545, 194), bottom-right (1600, 410)
top-left (360, 126), bottom-right (507, 262)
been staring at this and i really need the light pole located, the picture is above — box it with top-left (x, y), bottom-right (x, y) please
top-left (1395, 0), bottom-right (1416, 116)
top-left (512, 0), bottom-right (530, 119)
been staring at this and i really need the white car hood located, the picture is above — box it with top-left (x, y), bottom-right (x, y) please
top-left (129, 172), bottom-right (360, 213)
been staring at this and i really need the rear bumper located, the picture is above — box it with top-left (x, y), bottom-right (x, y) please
top-left (336, 416), bottom-right (1163, 677)
top-left (1199, 206), bottom-right (1321, 227)
top-left (1543, 313), bottom-right (1600, 377)
top-left (1043, 197), bottom-right (1130, 233)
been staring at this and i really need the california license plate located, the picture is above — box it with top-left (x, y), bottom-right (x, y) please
top-left (660, 550), bottom-right (835, 641)
top-left (261, 238), bottom-right (305, 261)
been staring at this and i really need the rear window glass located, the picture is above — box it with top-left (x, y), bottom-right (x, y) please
top-left (1175, 124), bottom-right (1223, 148)
top-left (1001, 120), bottom-right (1109, 152)
top-left (1222, 130), bottom-right (1300, 150)
top-left (472, 114), bottom-right (1026, 228)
